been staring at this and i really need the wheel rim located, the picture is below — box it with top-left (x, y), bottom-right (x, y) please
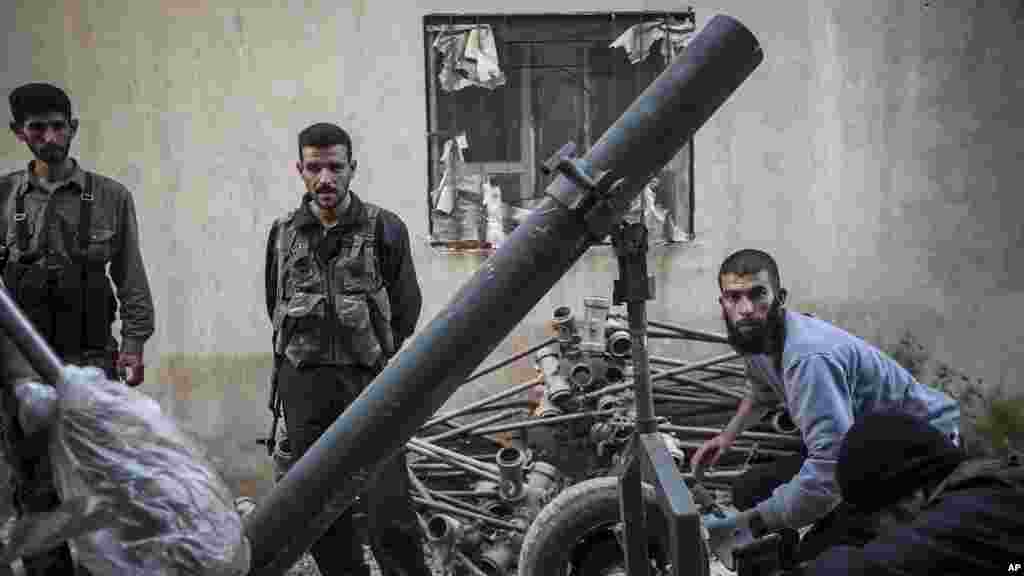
top-left (568, 521), bottom-right (666, 576)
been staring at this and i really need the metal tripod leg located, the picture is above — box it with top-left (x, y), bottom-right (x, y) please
top-left (613, 222), bottom-right (708, 576)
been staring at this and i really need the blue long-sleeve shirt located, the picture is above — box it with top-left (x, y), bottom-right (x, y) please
top-left (745, 311), bottom-right (960, 531)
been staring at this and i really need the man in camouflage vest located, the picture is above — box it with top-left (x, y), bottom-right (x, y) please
top-left (264, 122), bottom-right (428, 576)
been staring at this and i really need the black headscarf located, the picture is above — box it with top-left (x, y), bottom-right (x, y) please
top-left (837, 409), bottom-right (965, 514)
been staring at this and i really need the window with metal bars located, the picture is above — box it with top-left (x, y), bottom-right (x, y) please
top-left (424, 10), bottom-right (696, 252)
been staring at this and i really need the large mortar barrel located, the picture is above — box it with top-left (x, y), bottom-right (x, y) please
top-left (244, 13), bottom-right (763, 575)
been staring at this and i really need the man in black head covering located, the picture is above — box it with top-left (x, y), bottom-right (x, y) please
top-left (804, 409), bottom-right (1024, 575)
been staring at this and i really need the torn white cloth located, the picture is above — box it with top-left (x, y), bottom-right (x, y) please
top-left (433, 24), bottom-right (506, 92)
top-left (433, 135), bottom-right (471, 214)
top-left (482, 181), bottom-right (531, 248)
top-left (610, 20), bottom-right (694, 64)
top-left (625, 178), bottom-right (687, 243)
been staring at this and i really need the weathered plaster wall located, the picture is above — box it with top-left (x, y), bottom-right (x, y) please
top-left (2, 0), bottom-right (1021, 499)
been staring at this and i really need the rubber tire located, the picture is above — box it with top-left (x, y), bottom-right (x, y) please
top-left (518, 476), bottom-right (676, 576)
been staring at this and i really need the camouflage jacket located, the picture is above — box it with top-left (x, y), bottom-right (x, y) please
top-left (265, 192), bottom-right (421, 369)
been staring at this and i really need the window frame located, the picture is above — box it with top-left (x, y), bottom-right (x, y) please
top-left (423, 10), bottom-right (697, 251)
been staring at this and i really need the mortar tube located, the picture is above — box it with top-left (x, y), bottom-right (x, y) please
top-left (425, 514), bottom-right (464, 544)
top-left (479, 540), bottom-right (517, 576)
top-left (496, 447), bottom-right (526, 501)
top-left (551, 306), bottom-right (577, 343)
top-left (606, 329), bottom-right (633, 358)
top-left (244, 17), bottom-right (765, 571)
top-left (583, 297), bottom-right (611, 345)
top-left (536, 347), bottom-right (572, 404)
top-left (422, 409), bottom-right (524, 443)
top-left (423, 376), bottom-right (543, 430)
top-left (604, 364), bottom-right (625, 384)
top-left (535, 395), bottom-right (564, 417)
top-left (569, 362), bottom-right (594, 388)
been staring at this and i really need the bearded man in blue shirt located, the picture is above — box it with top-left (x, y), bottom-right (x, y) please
top-left (692, 249), bottom-right (961, 565)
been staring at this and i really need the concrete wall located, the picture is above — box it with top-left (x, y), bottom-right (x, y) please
top-left (2, 0), bottom-right (1021, 499)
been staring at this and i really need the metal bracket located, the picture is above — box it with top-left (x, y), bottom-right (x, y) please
top-left (620, 432), bottom-right (709, 576)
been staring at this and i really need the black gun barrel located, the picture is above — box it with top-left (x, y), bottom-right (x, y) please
top-left (244, 13), bottom-right (763, 574)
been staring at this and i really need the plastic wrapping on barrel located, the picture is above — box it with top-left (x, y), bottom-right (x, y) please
top-left (42, 366), bottom-right (250, 575)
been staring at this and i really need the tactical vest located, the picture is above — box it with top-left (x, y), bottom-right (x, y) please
top-left (272, 203), bottom-right (395, 370)
top-left (0, 171), bottom-right (116, 359)
top-left (927, 455), bottom-right (1024, 505)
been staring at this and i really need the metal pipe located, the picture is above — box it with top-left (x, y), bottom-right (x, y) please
top-left (496, 446), bottom-right (526, 501)
top-left (658, 424), bottom-right (802, 447)
top-left (0, 283), bottom-right (64, 391)
top-left (433, 490), bottom-right (500, 497)
top-left (479, 540), bottom-right (517, 576)
top-left (244, 15), bottom-right (763, 573)
top-left (424, 400), bottom-right (532, 421)
top-left (672, 439), bottom-right (798, 458)
top-left (423, 376), bottom-right (542, 429)
top-left (411, 497), bottom-right (523, 532)
top-left (607, 328), bottom-right (633, 357)
top-left (425, 490), bottom-right (508, 520)
top-left (551, 306), bottom-right (577, 343)
top-left (407, 468), bottom-right (438, 505)
top-left (654, 371), bottom-right (745, 400)
top-left (470, 409), bottom-right (621, 436)
top-left (421, 409), bottom-right (524, 443)
top-left (646, 320), bottom-right (729, 344)
top-left (455, 549), bottom-right (491, 576)
top-left (536, 345), bottom-right (572, 404)
top-left (408, 438), bottom-right (502, 475)
top-left (406, 442), bottom-right (501, 483)
top-left (462, 338), bottom-right (558, 387)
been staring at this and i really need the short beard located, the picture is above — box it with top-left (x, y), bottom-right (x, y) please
top-left (312, 187), bottom-right (347, 212)
top-left (724, 300), bottom-right (784, 356)
top-left (31, 143), bottom-right (69, 167)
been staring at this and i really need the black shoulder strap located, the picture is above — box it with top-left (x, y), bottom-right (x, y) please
top-left (14, 174), bottom-right (29, 253)
top-left (77, 172), bottom-right (95, 255)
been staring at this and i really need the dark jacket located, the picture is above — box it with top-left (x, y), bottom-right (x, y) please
top-left (265, 192), bottom-right (422, 356)
top-left (0, 160), bottom-right (155, 356)
top-left (805, 458), bottom-right (1024, 575)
